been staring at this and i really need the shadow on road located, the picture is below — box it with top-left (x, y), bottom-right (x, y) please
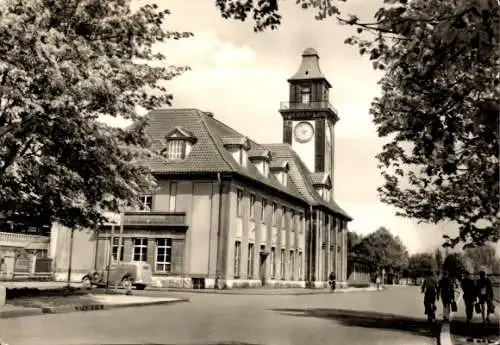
top-left (450, 319), bottom-right (499, 341)
top-left (271, 308), bottom-right (441, 342)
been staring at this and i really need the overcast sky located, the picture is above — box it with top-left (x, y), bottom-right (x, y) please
top-left (111, 0), bottom-right (498, 256)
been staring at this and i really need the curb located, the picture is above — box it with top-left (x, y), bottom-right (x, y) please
top-left (443, 296), bottom-right (500, 345)
top-left (440, 322), bottom-right (453, 345)
top-left (0, 307), bottom-right (43, 319)
top-left (1, 298), bottom-right (188, 318)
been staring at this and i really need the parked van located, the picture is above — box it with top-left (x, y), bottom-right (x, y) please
top-left (82, 261), bottom-right (152, 290)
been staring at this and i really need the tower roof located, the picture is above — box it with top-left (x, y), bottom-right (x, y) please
top-left (288, 47), bottom-right (331, 87)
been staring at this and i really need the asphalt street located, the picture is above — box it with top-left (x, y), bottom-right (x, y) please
top-left (0, 286), bottom-right (440, 345)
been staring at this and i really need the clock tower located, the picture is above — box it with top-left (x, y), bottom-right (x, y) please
top-left (280, 48), bottom-right (339, 183)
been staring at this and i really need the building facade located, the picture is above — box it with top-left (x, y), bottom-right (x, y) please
top-left (0, 216), bottom-right (51, 280)
top-left (51, 48), bottom-right (354, 288)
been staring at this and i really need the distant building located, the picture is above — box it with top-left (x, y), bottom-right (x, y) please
top-left (0, 215), bottom-right (51, 280)
top-left (51, 48), bottom-right (356, 288)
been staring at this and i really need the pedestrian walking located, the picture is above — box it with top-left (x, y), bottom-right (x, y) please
top-left (328, 271), bottom-right (336, 292)
top-left (438, 270), bottom-right (455, 321)
top-left (461, 271), bottom-right (476, 323)
top-left (475, 270), bottom-right (494, 324)
top-left (421, 270), bottom-right (438, 322)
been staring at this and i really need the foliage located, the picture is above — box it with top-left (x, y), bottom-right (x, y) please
top-left (463, 244), bottom-right (500, 274)
top-left (408, 252), bottom-right (436, 278)
top-left (352, 226), bottom-right (409, 271)
top-left (0, 0), bottom-right (191, 229)
top-left (214, 0), bottom-right (500, 249)
top-left (434, 248), bottom-right (444, 272)
top-left (443, 252), bottom-right (466, 278)
top-left (347, 230), bottom-right (363, 252)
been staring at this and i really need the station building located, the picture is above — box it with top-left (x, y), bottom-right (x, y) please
top-left (50, 48), bottom-right (356, 288)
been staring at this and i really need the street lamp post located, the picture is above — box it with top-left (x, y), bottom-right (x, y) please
top-left (105, 224), bottom-right (115, 290)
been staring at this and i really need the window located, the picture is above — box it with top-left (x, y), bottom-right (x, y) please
top-left (166, 140), bottom-right (185, 160)
top-left (290, 250), bottom-right (295, 278)
top-left (250, 194), bottom-right (256, 219)
top-left (132, 238), bottom-right (148, 262)
top-left (247, 243), bottom-right (254, 277)
top-left (282, 173), bottom-right (288, 186)
top-left (234, 241), bottom-right (241, 278)
top-left (169, 182), bottom-right (177, 212)
top-left (261, 199), bottom-right (267, 223)
top-left (298, 251), bottom-right (303, 279)
top-left (281, 207), bottom-right (286, 228)
top-left (291, 211), bottom-right (296, 232)
top-left (140, 195), bottom-right (153, 211)
top-left (272, 202), bottom-right (277, 226)
top-left (263, 162), bottom-right (269, 177)
top-left (280, 249), bottom-right (286, 278)
top-left (301, 87), bottom-right (311, 104)
top-left (111, 237), bottom-right (124, 261)
top-left (271, 247), bottom-right (276, 278)
top-left (236, 189), bottom-right (243, 218)
top-left (155, 238), bottom-right (172, 272)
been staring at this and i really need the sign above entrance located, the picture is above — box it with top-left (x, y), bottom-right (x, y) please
top-left (123, 212), bottom-right (186, 226)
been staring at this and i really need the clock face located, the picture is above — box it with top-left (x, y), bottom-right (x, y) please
top-left (294, 121), bottom-right (314, 143)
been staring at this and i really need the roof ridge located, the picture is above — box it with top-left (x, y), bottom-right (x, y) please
top-left (196, 110), bottom-right (237, 171)
top-left (209, 115), bottom-right (266, 149)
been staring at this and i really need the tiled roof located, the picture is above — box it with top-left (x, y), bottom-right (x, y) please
top-left (248, 148), bottom-right (271, 161)
top-left (140, 109), bottom-right (305, 203)
top-left (221, 136), bottom-right (249, 147)
top-left (140, 108), bottom-right (351, 220)
top-left (140, 109), bottom-right (234, 173)
top-left (263, 143), bottom-right (351, 220)
top-left (310, 172), bottom-right (330, 186)
top-left (270, 158), bottom-right (289, 171)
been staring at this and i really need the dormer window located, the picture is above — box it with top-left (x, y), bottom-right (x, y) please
top-left (166, 140), bottom-right (185, 160)
top-left (222, 136), bottom-right (251, 167)
top-left (310, 172), bottom-right (332, 202)
top-left (249, 148), bottom-right (272, 177)
top-left (270, 160), bottom-right (290, 187)
top-left (163, 127), bottom-right (197, 161)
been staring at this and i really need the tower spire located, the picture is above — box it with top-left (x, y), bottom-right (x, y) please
top-left (288, 48), bottom-right (331, 87)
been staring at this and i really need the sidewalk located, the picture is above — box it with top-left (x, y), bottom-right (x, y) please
top-left (1, 293), bottom-right (188, 318)
top-left (447, 297), bottom-right (500, 345)
top-left (1, 281), bottom-right (82, 289)
top-left (151, 285), bottom-right (381, 295)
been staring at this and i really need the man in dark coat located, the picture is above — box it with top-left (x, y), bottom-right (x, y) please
top-left (461, 271), bottom-right (476, 323)
top-left (476, 270), bottom-right (494, 323)
top-left (422, 270), bottom-right (438, 319)
top-left (438, 270), bottom-right (455, 321)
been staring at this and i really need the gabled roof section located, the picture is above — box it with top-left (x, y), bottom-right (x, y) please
top-left (203, 113), bottom-right (304, 201)
top-left (270, 158), bottom-right (290, 172)
top-left (139, 109), bottom-right (234, 174)
top-left (221, 136), bottom-right (251, 150)
top-left (263, 143), bottom-right (351, 220)
top-left (140, 108), bottom-right (306, 204)
top-left (248, 148), bottom-right (272, 161)
top-left (310, 172), bottom-right (332, 188)
top-left (165, 126), bottom-right (197, 143)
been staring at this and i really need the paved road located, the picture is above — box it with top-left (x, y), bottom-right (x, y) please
top-left (0, 286), bottom-right (439, 345)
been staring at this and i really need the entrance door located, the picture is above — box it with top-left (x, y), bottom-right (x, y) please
top-left (259, 253), bottom-right (268, 286)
